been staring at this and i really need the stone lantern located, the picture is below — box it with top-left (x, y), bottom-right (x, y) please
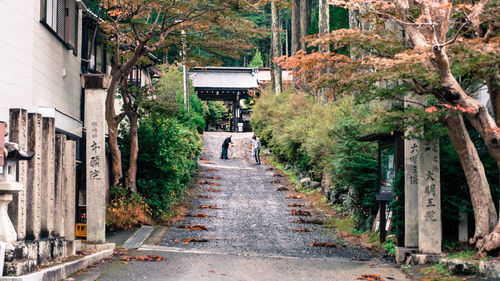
top-left (0, 122), bottom-right (33, 243)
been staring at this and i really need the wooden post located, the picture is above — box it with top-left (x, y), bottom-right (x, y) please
top-left (379, 201), bottom-right (387, 243)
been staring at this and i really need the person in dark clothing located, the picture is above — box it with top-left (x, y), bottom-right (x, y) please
top-left (221, 135), bottom-right (232, 159)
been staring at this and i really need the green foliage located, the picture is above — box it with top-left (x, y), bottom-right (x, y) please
top-left (383, 240), bottom-right (396, 256)
top-left (251, 89), bottom-right (379, 229)
top-left (203, 101), bottom-right (228, 127)
top-left (155, 65), bottom-right (206, 133)
top-left (132, 116), bottom-right (202, 218)
top-left (329, 7), bottom-right (349, 31)
top-left (249, 49), bottom-right (264, 68)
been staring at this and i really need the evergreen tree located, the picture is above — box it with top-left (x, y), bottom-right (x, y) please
top-left (249, 50), bottom-right (264, 68)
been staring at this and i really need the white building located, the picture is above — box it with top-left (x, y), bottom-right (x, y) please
top-left (0, 0), bottom-right (84, 138)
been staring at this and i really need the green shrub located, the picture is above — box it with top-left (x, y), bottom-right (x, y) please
top-left (383, 240), bottom-right (396, 256)
top-left (123, 116), bottom-right (202, 218)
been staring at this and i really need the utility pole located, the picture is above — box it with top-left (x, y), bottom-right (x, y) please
top-left (182, 29), bottom-right (190, 115)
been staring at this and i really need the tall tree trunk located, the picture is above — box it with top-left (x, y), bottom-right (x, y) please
top-left (317, 0), bottom-right (330, 102)
top-left (270, 43), bottom-right (275, 91)
top-left (125, 112), bottom-right (139, 193)
top-left (291, 0), bottom-right (300, 55)
top-left (285, 23), bottom-right (289, 57)
top-left (318, 0), bottom-right (330, 52)
top-left (299, 0), bottom-right (311, 50)
top-left (271, 1), bottom-right (282, 94)
top-left (444, 112), bottom-right (497, 255)
top-left (106, 75), bottom-right (124, 187)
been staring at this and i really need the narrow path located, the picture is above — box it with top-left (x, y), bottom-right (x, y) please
top-left (95, 132), bottom-right (408, 281)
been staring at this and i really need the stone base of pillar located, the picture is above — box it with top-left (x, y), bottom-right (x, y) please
top-left (395, 247), bottom-right (418, 264)
top-left (3, 237), bottom-right (70, 276)
top-left (411, 253), bottom-right (443, 265)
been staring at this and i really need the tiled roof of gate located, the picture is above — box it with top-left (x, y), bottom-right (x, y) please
top-left (189, 67), bottom-right (258, 89)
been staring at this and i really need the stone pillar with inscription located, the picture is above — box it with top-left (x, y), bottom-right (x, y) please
top-left (8, 109), bottom-right (28, 240)
top-left (404, 137), bottom-right (420, 248)
top-left (82, 74), bottom-right (110, 244)
top-left (26, 113), bottom-right (42, 241)
top-left (418, 138), bottom-right (441, 254)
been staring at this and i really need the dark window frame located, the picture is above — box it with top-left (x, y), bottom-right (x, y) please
top-left (40, 0), bottom-right (78, 56)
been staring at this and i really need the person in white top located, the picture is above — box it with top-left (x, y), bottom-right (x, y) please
top-left (251, 135), bottom-right (261, 165)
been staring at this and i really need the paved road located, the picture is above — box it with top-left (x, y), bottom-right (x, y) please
top-left (92, 132), bottom-right (409, 281)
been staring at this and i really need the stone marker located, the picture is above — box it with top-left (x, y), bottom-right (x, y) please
top-left (41, 117), bottom-right (55, 238)
top-left (26, 113), bottom-right (42, 241)
top-left (63, 140), bottom-right (76, 241)
top-left (83, 74), bottom-right (110, 244)
top-left (53, 134), bottom-right (66, 238)
top-left (8, 109), bottom-right (28, 240)
top-left (418, 138), bottom-right (441, 254)
top-left (404, 137), bottom-right (420, 248)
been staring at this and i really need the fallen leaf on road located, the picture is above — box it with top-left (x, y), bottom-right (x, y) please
top-left (198, 181), bottom-right (221, 186)
top-left (199, 158), bottom-right (209, 161)
top-left (286, 195), bottom-right (302, 199)
top-left (293, 218), bottom-right (323, 224)
top-left (291, 209), bottom-right (311, 216)
top-left (183, 238), bottom-right (209, 243)
top-left (189, 213), bottom-right (214, 218)
top-left (120, 255), bottom-right (164, 262)
top-left (113, 248), bottom-right (129, 256)
top-left (200, 161), bottom-right (215, 164)
top-left (200, 205), bottom-right (221, 209)
top-left (276, 187), bottom-right (289, 191)
top-left (292, 228), bottom-right (312, 232)
top-left (206, 168), bottom-right (219, 172)
top-left (310, 241), bottom-right (344, 249)
top-left (271, 179), bottom-right (281, 184)
top-left (357, 274), bottom-right (385, 281)
top-left (288, 203), bottom-right (302, 207)
top-left (177, 224), bottom-right (209, 231)
top-left (209, 270), bottom-right (217, 274)
top-left (206, 188), bottom-right (222, 192)
top-left (197, 195), bottom-right (212, 199)
top-left (173, 238), bottom-right (180, 242)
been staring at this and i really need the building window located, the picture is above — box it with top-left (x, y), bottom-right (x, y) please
top-left (40, 0), bottom-right (78, 53)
